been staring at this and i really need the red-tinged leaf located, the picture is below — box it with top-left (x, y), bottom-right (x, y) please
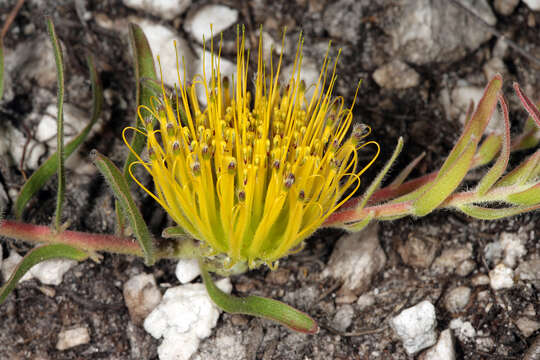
top-left (506, 183), bottom-right (540, 206)
top-left (476, 94), bottom-right (511, 195)
top-left (439, 76), bottom-right (502, 177)
top-left (496, 149), bottom-right (540, 187)
top-left (414, 140), bottom-right (477, 216)
top-left (514, 83), bottom-right (540, 128)
top-left (389, 151), bottom-right (425, 188)
top-left (458, 203), bottom-right (540, 220)
top-left (474, 134), bottom-right (502, 167)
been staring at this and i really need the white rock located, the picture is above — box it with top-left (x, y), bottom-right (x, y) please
top-left (36, 104), bottom-right (89, 148)
top-left (516, 317), bottom-right (540, 338)
top-left (451, 85), bottom-right (504, 135)
top-left (432, 244), bottom-right (472, 274)
top-left (185, 5), bottom-right (238, 42)
top-left (280, 57), bottom-right (321, 101)
top-left (123, 273), bottom-right (162, 324)
top-left (494, 0), bottom-right (520, 15)
top-left (471, 274), bottom-right (490, 286)
top-left (489, 263), bottom-right (514, 290)
top-left (332, 305), bottom-right (354, 332)
top-left (499, 232), bottom-right (527, 268)
top-left (123, 0), bottom-right (191, 20)
top-left (420, 329), bottom-right (455, 360)
top-left (390, 300), bottom-right (437, 355)
top-left (483, 57), bottom-right (507, 82)
top-left (0, 123), bottom-right (47, 170)
top-left (373, 60), bottom-right (420, 89)
top-left (321, 224), bottom-right (386, 294)
top-left (194, 47), bottom-right (236, 106)
top-left (516, 259), bottom-right (540, 287)
top-left (144, 278), bottom-right (232, 360)
top-left (138, 21), bottom-right (196, 88)
top-left (444, 286), bottom-right (471, 313)
top-left (1, 251), bottom-right (34, 283)
top-left (4, 34), bottom-right (56, 88)
top-left (175, 258), bottom-right (201, 284)
top-left (455, 259), bottom-right (476, 277)
top-left (523, 0), bottom-right (540, 11)
top-left (30, 258), bottom-right (77, 286)
top-left (356, 293), bottom-right (375, 310)
top-left (56, 327), bottom-right (90, 351)
top-left (449, 318), bottom-right (476, 341)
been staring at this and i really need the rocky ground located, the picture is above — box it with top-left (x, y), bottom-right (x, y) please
top-left (0, 0), bottom-right (539, 359)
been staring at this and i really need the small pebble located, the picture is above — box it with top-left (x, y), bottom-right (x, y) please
top-left (391, 300), bottom-right (438, 355)
top-left (373, 60), bottom-right (420, 89)
top-left (420, 329), bottom-right (455, 360)
top-left (471, 274), bottom-right (490, 286)
top-left (175, 259), bottom-right (200, 284)
top-left (123, 273), bottom-right (162, 325)
top-left (56, 327), bottom-right (90, 351)
top-left (516, 317), bottom-right (540, 338)
top-left (1, 251), bottom-right (34, 283)
top-left (123, 0), bottom-right (191, 20)
top-left (449, 318), bottom-right (476, 342)
top-left (332, 305), bottom-right (354, 332)
top-left (455, 259), bottom-right (476, 277)
top-left (444, 286), bottom-right (471, 313)
top-left (432, 245), bottom-right (472, 274)
top-left (265, 268), bottom-right (290, 285)
top-left (356, 293), bottom-right (375, 310)
top-left (493, 0), bottom-right (520, 15)
top-left (184, 4), bottom-right (238, 42)
top-left (523, 0), bottom-right (540, 11)
top-left (489, 264), bottom-right (514, 290)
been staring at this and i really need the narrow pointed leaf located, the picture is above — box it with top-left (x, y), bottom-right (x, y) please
top-left (15, 54), bottom-right (103, 219)
top-left (458, 203), bottom-right (540, 220)
top-left (122, 23), bottom-right (158, 183)
top-left (414, 140), bottom-right (477, 216)
top-left (506, 183), bottom-right (540, 206)
top-left (389, 151), bottom-right (425, 188)
top-left (47, 19), bottom-right (66, 230)
top-left (0, 244), bottom-right (88, 304)
top-left (200, 260), bottom-right (318, 334)
top-left (514, 83), bottom-right (540, 128)
top-left (91, 150), bottom-right (155, 265)
top-left (162, 226), bottom-right (190, 239)
top-left (476, 94), bottom-right (511, 195)
top-left (512, 117), bottom-right (540, 151)
top-left (474, 134), bottom-right (502, 167)
top-left (439, 76), bottom-right (502, 176)
top-left (496, 149), bottom-right (540, 187)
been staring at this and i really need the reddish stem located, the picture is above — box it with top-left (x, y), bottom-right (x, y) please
top-left (0, 220), bottom-right (143, 256)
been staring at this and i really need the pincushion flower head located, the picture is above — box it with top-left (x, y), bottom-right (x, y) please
top-left (124, 29), bottom-right (379, 269)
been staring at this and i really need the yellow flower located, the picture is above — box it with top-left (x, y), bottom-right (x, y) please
top-left (125, 28), bottom-right (379, 269)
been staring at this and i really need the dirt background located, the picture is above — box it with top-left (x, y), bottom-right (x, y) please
top-left (0, 0), bottom-right (539, 359)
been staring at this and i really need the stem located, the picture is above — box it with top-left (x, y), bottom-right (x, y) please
top-left (325, 184), bottom-right (531, 226)
top-left (0, 220), bottom-right (143, 256)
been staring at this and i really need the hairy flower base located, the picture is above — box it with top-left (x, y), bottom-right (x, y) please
top-left (125, 30), bottom-right (378, 268)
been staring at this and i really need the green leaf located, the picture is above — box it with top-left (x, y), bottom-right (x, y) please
top-left (162, 226), bottom-right (189, 239)
top-left (200, 260), bottom-right (318, 334)
top-left (458, 203), bottom-right (540, 220)
top-left (47, 19), bottom-right (66, 230)
top-left (496, 150), bottom-right (540, 187)
top-left (14, 54), bottom-right (103, 219)
top-left (0, 38), bottom-right (4, 100)
top-left (0, 244), bottom-right (88, 304)
top-left (474, 134), bottom-right (502, 167)
top-left (506, 183), bottom-right (540, 206)
top-left (90, 150), bottom-right (155, 265)
top-left (122, 23), bottom-right (158, 183)
top-left (389, 151), bottom-right (425, 188)
top-left (342, 211), bottom-right (374, 232)
top-left (476, 94), bottom-right (511, 195)
top-left (414, 140), bottom-right (477, 216)
top-left (514, 83), bottom-right (540, 128)
top-left (439, 76), bottom-right (502, 176)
